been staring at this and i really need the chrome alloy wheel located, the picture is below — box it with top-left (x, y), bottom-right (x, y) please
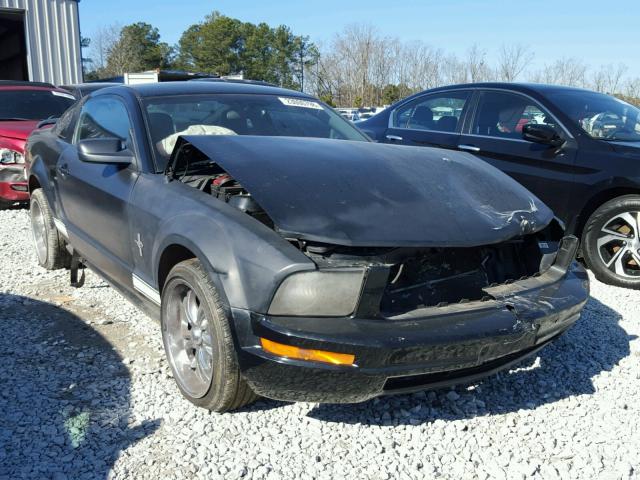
top-left (597, 211), bottom-right (640, 278)
top-left (164, 282), bottom-right (215, 398)
top-left (30, 200), bottom-right (48, 265)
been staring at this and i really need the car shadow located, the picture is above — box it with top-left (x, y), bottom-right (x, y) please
top-left (304, 297), bottom-right (633, 425)
top-left (0, 294), bottom-right (160, 479)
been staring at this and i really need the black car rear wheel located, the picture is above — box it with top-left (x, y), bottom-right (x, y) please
top-left (29, 188), bottom-right (71, 270)
top-left (583, 195), bottom-right (640, 289)
top-left (161, 258), bottom-right (257, 412)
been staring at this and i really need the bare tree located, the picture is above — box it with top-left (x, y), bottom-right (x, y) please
top-left (497, 44), bottom-right (534, 82)
top-left (592, 63), bottom-right (628, 93)
top-left (310, 23), bottom-right (635, 107)
top-left (464, 45), bottom-right (494, 83)
top-left (530, 58), bottom-right (588, 87)
top-left (625, 77), bottom-right (640, 100)
top-left (88, 24), bottom-right (121, 71)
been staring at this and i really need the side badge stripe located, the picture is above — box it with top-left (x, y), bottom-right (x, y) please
top-left (132, 274), bottom-right (161, 306)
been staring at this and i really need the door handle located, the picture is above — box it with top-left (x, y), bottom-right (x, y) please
top-left (458, 144), bottom-right (481, 152)
top-left (386, 135), bottom-right (403, 142)
top-left (57, 163), bottom-right (69, 177)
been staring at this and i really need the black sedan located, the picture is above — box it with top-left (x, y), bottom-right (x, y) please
top-left (25, 81), bottom-right (588, 411)
top-left (359, 83), bottom-right (640, 289)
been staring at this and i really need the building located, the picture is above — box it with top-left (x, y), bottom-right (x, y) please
top-left (0, 0), bottom-right (82, 85)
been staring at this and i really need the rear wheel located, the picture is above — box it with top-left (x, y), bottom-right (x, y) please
top-left (29, 188), bottom-right (70, 270)
top-left (582, 195), bottom-right (640, 289)
top-left (161, 258), bottom-right (257, 412)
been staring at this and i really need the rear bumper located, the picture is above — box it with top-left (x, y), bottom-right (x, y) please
top-left (0, 165), bottom-right (28, 202)
top-left (231, 237), bottom-right (589, 403)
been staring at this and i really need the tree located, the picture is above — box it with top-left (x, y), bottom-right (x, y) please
top-left (381, 84), bottom-right (402, 105)
top-left (176, 11), bottom-right (316, 89)
top-left (102, 22), bottom-right (172, 76)
top-left (465, 45), bottom-right (493, 83)
top-left (592, 63), bottom-right (628, 94)
top-left (80, 36), bottom-right (92, 77)
top-left (530, 58), bottom-right (588, 87)
top-left (88, 24), bottom-right (121, 71)
top-left (497, 44), bottom-right (534, 82)
top-left (177, 13), bottom-right (245, 75)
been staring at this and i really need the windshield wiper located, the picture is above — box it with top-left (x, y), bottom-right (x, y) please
top-left (0, 117), bottom-right (31, 121)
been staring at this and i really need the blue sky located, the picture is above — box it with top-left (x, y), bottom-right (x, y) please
top-left (79, 0), bottom-right (640, 76)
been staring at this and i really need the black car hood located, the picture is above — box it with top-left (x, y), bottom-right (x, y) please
top-left (177, 135), bottom-right (554, 247)
top-left (609, 140), bottom-right (640, 156)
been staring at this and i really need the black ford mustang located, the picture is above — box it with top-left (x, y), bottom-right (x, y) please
top-left (25, 81), bottom-right (588, 412)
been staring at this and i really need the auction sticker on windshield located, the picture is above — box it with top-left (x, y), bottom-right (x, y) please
top-left (278, 97), bottom-right (323, 110)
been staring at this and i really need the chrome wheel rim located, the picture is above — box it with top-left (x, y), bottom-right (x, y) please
top-left (164, 282), bottom-right (215, 398)
top-left (30, 201), bottom-right (48, 265)
top-left (596, 211), bottom-right (640, 278)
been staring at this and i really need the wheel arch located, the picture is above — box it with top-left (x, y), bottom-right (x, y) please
top-left (155, 239), bottom-right (233, 315)
top-left (28, 173), bottom-right (41, 193)
top-left (574, 187), bottom-right (640, 241)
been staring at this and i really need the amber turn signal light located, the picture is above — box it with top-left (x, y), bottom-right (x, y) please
top-left (260, 338), bottom-right (355, 366)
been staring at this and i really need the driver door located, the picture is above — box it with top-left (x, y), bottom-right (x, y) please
top-left (458, 90), bottom-right (578, 223)
top-left (56, 95), bottom-right (139, 286)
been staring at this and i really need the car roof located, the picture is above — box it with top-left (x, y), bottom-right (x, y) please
top-left (424, 82), bottom-right (595, 96)
top-left (62, 82), bottom-right (122, 89)
top-left (0, 80), bottom-right (56, 89)
top-left (94, 80), bottom-right (313, 99)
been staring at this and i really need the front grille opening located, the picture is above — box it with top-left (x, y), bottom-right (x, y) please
top-left (380, 235), bottom-right (544, 317)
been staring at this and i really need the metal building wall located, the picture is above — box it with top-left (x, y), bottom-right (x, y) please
top-left (0, 0), bottom-right (82, 85)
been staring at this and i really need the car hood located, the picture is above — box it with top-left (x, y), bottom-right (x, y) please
top-left (177, 135), bottom-right (554, 247)
top-left (608, 141), bottom-right (640, 156)
top-left (0, 120), bottom-right (39, 141)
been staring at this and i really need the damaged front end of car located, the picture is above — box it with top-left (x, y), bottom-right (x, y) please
top-left (166, 135), bottom-right (589, 403)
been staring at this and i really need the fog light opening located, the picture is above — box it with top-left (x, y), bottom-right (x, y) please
top-left (260, 337), bottom-right (355, 366)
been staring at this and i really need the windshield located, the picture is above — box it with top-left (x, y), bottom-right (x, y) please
top-left (547, 91), bottom-right (640, 141)
top-left (0, 89), bottom-right (75, 121)
top-left (143, 93), bottom-right (369, 171)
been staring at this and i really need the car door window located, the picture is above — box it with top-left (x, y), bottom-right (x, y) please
top-left (472, 91), bottom-right (559, 140)
top-left (52, 104), bottom-right (78, 142)
top-left (392, 91), bottom-right (470, 132)
top-left (75, 96), bottom-right (133, 147)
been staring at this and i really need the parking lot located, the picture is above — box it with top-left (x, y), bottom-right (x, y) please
top-left (1, 206), bottom-right (639, 479)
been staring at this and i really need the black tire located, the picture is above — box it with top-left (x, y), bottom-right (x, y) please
top-left (161, 258), bottom-right (257, 412)
top-left (582, 195), bottom-right (640, 289)
top-left (29, 188), bottom-right (71, 270)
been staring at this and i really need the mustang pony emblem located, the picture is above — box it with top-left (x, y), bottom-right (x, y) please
top-left (135, 233), bottom-right (144, 257)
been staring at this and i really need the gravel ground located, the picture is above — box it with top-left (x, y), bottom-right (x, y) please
top-left (0, 207), bottom-right (639, 480)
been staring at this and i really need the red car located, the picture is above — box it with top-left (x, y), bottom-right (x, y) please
top-left (0, 81), bottom-right (75, 206)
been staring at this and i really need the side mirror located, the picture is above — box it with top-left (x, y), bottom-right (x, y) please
top-left (522, 123), bottom-right (565, 147)
top-left (78, 138), bottom-right (134, 165)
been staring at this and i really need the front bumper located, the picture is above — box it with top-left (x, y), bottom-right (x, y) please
top-left (0, 165), bottom-right (28, 202)
top-left (232, 237), bottom-right (589, 403)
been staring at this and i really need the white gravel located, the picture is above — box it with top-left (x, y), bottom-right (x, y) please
top-left (1, 207), bottom-right (639, 480)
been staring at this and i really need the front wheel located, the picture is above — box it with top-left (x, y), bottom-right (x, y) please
top-left (161, 258), bottom-right (257, 412)
top-left (582, 195), bottom-right (640, 289)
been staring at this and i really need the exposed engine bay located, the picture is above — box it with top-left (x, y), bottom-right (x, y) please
top-left (179, 171), bottom-right (273, 228)
top-left (298, 222), bottom-right (562, 317)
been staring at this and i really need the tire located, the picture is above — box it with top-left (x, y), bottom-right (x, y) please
top-left (29, 188), bottom-right (71, 270)
top-left (161, 258), bottom-right (257, 412)
top-left (582, 195), bottom-right (640, 289)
